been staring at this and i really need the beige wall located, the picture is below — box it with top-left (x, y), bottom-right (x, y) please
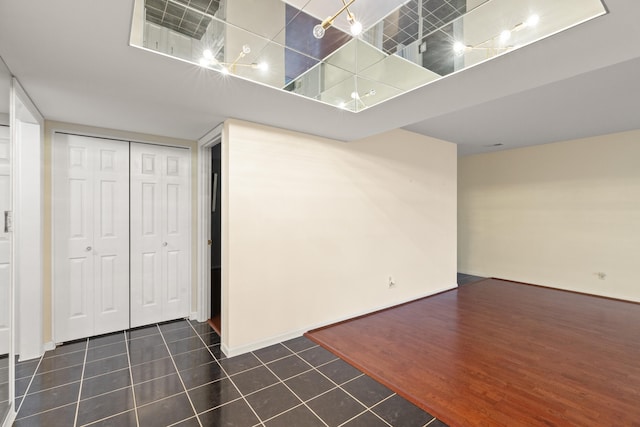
top-left (222, 119), bottom-right (457, 354)
top-left (458, 129), bottom-right (640, 302)
top-left (42, 121), bottom-right (198, 344)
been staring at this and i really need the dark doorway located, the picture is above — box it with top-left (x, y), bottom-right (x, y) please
top-left (210, 144), bottom-right (222, 332)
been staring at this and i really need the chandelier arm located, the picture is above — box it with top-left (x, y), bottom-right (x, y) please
top-left (324, 0), bottom-right (357, 28)
top-left (341, 0), bottom-right (356, 22)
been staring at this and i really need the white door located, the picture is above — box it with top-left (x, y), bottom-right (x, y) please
top-left (130, 143), bottom-right (190, 327)
top-left (53, 134), bottom-right (130, 342)
top-left (0, 125), bottom-right (10, 353)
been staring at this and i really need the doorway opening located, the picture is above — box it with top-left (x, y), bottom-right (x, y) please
top-left (209, 143), bottom-right (222, 333)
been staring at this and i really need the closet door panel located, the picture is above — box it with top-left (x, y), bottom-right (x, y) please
top-left (54, 135), bottom-right (94, 342)
top-left (130, 145), bottom-right (163, 326)
top-left (93, 139), bottom-right (130, 335)
top-left (162, 147), bottom-right (190, 320)
top-left (131, 143), bottom-right (190, 326)
top-left (53, 134), bottom-right (129, 342)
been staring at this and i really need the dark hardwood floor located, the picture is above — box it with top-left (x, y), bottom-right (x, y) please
top-left (306, 279), bottom-right (640, 426)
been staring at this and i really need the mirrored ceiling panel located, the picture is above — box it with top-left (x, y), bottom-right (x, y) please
top-left (130, 0), bottom-right (607, 112)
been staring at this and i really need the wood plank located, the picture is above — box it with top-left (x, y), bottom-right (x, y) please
top-left (208, 315), bottom-right (221, 336)
top-left (306, 279), bottom-right (640, 426)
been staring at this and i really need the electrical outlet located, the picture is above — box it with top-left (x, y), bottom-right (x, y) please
top-left (388, 276), bottom-right (396, 289)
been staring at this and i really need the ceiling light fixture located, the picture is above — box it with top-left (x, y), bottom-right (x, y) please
top-left (199, 45), bottom-right (268, 75)
top-left (254, 62), bottom-right (269, 71)
top-left (229, 44), bottom-right (251, 72)
top-left (454, 14), bottom-right (541, 55)
top-left (499, 30), bottom-right (512, 43)
top-left (525, 14), bottom-right (540, 27)
top-left (339, 88), bottom-right (376, 110)
top-left (313, 0), bottom-right (362, 39)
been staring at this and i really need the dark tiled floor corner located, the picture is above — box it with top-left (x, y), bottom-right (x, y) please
top-left (457, 272), bottom-right (486, 285)
top-left (14, 319), bottom-right (447, 427)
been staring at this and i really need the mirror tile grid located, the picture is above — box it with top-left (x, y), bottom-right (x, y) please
top-left (132, 0), bottom-right (606, 111)
top-left (13, 319), bottom-right (448, 427)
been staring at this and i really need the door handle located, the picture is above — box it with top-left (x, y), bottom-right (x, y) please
top-left (4, 211), bottom-right (12, 233)
top-left (207, 240), bottom-right (212, 246)
top-left (86, 246), bottom-right (92, 252)
top-left (162, 242), bottom-right (168, 247)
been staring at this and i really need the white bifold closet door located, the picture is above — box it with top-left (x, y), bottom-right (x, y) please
top-left (130, 143), bottom-right (190, 327)
top-left (0, 126), bottom-right (11, 353)
top-left (53, 133), bottom-right (130, 342)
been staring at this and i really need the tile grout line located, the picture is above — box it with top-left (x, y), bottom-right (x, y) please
top-left (123, 330), bottom-right (141, 427)
top-left (72, 339), bottom-right (90, 427)
top-left (194, 394), bottom-right (246, 416)
top-left (232, 362), bottom-right (314, 385)
top-left (129, 369), bottom-right (176, 387)
top-left (333, 375), bottom-right (394, 427)
top-left (80, 408), bottom-right (135, 426)
top-left (13, 354), bottom-right (45, 418)
top-left (35, 346), bottom-right (128, 376)
top-left (166, 415), bottom-right (199, 426)
top-left (252, 347), bottom-right (329, 427)
top-left (26, 356), bottom-right (86, 376)
top-left (159, 322), bottom-right (204, 427)
top-left (282, 340), bottom-right (395, 427)
top-left (13, 402), bottom-right (78, 423)
top-left (327, 393), bottom-right (397, 427)
top-left (82, 365), bottom-right (130, 382)
top-left (77, 384), bottom-right (135, 404)
top-left (363, 393), bottom-right (397, 427)
top-left (259, 402), bottom-right (308, 425)
top-left (189, 321), bottom-right (267, 427)
top-left (336, 408), bottom-right (370, 427)
top-left (424, 416), bottom-right (439, 426)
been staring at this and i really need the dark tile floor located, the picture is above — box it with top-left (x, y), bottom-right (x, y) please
top-left (1, 354), bottom-right (9, 422)
top-left (457, 273), bottom-right (486, 286)
top-left (14, 319), bottom-right (448, 426)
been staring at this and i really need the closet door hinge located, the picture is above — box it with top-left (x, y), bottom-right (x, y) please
top-left (4, 211), bottom-right (13, 233)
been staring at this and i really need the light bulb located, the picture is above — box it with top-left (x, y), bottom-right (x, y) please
top-left (453, 41), bottom-right (466, 55)
top-left (338, 101), bottom-right (346, 109)
top-left (526, 14), bottom-right (540, 27)
top-left (242, 44), bottom-right (251, 54)
top-left (313, 24), bottom-right (326, 39)
top-left (350, 20), bottom-right (363, 36)
top-left (220, 67), bottom-right (229, 75)
top-left (350, 91), bottom-right (360, 100)
top-left (255, 62), bottom-right (268, 71)
top-left (199, 57), bottom-right (209, 67)
top-left (203, 49), bottom-right (213, 59)
top-left (500, 30), bottom-right (511, 43)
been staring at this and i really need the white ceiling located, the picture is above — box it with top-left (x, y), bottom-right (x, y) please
top-left (0, 0), bottom-right (639, 156)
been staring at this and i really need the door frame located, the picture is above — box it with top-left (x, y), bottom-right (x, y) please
top-left (196, 124), bottom-right (222, 324)
top-left (12, 78), bottom-right (44, 361)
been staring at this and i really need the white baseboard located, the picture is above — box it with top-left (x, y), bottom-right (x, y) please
top-left (220, 342), bottom-right (230, 358)
top-left (223, 284), bottom-right (458, 357)
top-left (222, 327), bottom-right (313, 358)
top-left (189, 312), bottom-right (199, 322)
